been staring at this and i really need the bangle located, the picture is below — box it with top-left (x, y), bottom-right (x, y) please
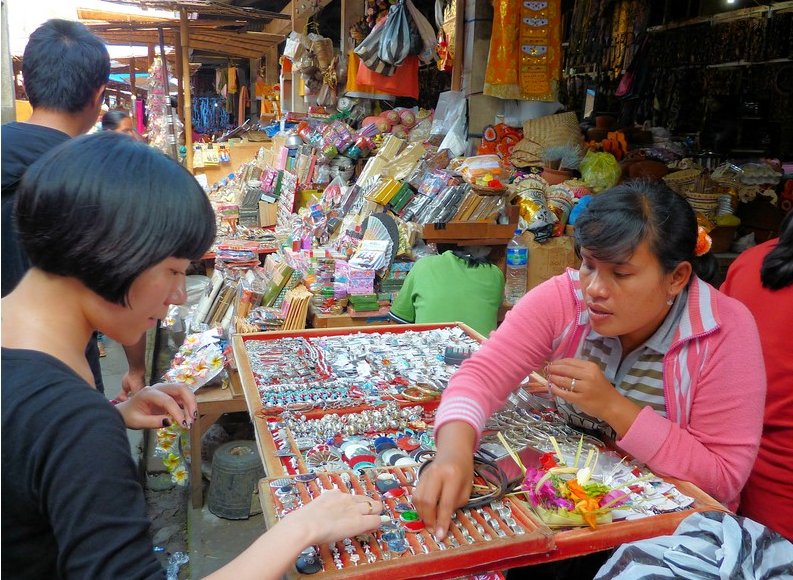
top-left (400, 387), bottom-right (437, 402)
top-left (413, 383), bottom-right (443, 397)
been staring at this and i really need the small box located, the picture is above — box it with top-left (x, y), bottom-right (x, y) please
top-left (524, 234), bottom-right (581, 291)
top-left (258, 201), bottom-right (277, 227)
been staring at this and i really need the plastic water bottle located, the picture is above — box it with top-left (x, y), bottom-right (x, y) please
top-left (505, 229), bottom-right (529, 306)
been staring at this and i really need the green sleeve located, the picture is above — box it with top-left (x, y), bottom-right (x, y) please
top-left (389, 266), bottom-right (418, 323)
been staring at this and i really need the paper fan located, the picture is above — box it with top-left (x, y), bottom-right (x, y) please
top-left (362, 212), bottom-right (400, 268)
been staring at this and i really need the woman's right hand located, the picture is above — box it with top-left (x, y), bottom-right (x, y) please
top-left (413, 422), bottom-right (476, 540)
top-left (284, 490), bottom-right (383, 545)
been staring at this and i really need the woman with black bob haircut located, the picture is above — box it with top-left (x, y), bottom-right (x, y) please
top-left (2, 132), bottom-right (383, 579)
top-left (414, 181), bottom-right (767, 545)
top-left (17, 131), bottom-right (214, 306)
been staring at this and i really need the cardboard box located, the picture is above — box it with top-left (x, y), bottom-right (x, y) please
top-left (523, 234), bottom-right (581, 291)
top-left (258, 201), bottom-right (277, 227)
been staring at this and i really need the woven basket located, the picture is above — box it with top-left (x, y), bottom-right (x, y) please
top-left (662, 168), bottom-right (702, 195)
top-left (511, 112), bottom-right (583, 168)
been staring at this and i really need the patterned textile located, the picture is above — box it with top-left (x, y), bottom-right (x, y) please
top-left (484, 0), bottom-right (562, 101)
top-left (595, 511), bottom-right (793, 580)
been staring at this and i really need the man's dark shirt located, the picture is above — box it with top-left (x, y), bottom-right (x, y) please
top-left (1, 122), bottom-right (104, 392)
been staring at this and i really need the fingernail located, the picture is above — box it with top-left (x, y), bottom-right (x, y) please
top-left (162, 418), bottom-right (171, 427)
top-left (435, 528), bottom-right (445, 540)
top-left (182, 420), bottom-right (188, 428)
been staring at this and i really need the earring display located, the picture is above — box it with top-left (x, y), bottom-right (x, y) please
top-left (240, 325), bottom-right (479, 412)
top-left (259, 467), bottom-right (553, 579)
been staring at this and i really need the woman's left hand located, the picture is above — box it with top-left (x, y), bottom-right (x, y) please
top-left (546, 359), bottom-right (640, 435)
top-left (115, 383), bottom-right (197, 430)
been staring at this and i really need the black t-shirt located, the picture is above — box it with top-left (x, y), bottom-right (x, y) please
top-left (1, 122), bottom-right (70, 297)
top-left (1, 348), bottom-right (164, 579)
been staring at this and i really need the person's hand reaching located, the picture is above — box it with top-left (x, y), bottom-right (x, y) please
top-left (283, 490), bottom-right (383, 545)
top-left (115, 383), bottom-right (196, 430)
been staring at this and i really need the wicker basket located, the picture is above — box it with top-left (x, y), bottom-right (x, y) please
top-left (511, 112), bottom-right (584, 168)
top-left (662, 168), bottom-right (702, 195)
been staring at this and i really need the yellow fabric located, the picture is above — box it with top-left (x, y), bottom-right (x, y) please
top-left (15, 99), bottom-right (32, 121)
top-left (255, 78), bottom-right (267, 98)
top-left (345, 51), bottom-right (388, 97)
top-left (484, 0), bottom-right (562, 102)
top-left (228, 66), bottom-right (237, 94)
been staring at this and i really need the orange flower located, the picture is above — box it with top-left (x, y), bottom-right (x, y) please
top-left (576, 497), bottom-right (602, 529)
top-left (695, 226), bottom-right (712, 257)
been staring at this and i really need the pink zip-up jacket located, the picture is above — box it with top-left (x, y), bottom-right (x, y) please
top-left (435, 269), bottom-right (766, 510)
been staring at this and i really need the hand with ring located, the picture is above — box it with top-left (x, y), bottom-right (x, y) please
top-left (546, 358), bottom-right (643, 437)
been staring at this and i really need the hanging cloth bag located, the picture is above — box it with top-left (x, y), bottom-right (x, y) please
top-left (378, 0), bottom-right (412, 66)
top-left (354, 19), bottom-right (397, 76)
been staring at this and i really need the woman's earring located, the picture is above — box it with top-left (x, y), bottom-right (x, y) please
top-left (666, 296), bottom-right (674, 306)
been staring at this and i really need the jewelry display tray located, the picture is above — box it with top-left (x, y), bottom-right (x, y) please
top-left (233, 323), bottom-right (482, 477)
top-left (258, 467), bottom-right (554, 580)
top-left (233, 324), bottom-right (729, 577)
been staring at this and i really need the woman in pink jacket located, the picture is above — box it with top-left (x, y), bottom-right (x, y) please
top-left (414, 181), bottom-right (766, 541)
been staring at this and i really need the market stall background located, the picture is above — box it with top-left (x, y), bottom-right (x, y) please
top-left (4, 0), bottom-right (792, 577)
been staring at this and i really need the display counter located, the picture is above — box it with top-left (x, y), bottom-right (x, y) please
top-left (231, 324), bottom-right (726, 578)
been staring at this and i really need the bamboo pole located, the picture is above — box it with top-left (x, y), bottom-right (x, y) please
top-left (180, 9), bottom-right (193, 171)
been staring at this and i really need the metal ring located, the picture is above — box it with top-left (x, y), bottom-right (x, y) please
top-left (570, 378), bottom-right (576, 392)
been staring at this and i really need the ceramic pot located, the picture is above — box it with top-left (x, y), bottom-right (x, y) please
top-left (541, 167), bottom-right (572, 186)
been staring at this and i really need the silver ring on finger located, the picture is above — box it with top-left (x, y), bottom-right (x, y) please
top-left (570, 378), bottom-right (576, 392)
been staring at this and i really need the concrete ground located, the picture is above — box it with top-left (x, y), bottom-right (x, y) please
top-left (100, 337), bottom-right (262, 579)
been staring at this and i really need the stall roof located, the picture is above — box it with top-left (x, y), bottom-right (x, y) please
top-left (101, 0), bottom-right (291, 23)
top-left (80, 7), bottom-right (286, 59)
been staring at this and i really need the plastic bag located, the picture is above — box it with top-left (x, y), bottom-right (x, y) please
top-left (379, 0), bottom-right (412, 66)
top-left (580, 151), bottom-right (621, 193)
top-left (406, 0), bottom-right (437, 64)
top-left (283, 31), bottom-right (308, 61)
top-left (430, 91), bottom-right (466, 146)
top-left (457, 155), bottom-right (504, 184)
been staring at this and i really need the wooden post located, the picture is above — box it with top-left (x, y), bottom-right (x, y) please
top-left (451, 0), bottom-right (465, 91)
top-left (291, 0), bottom-right (308, 113)
top-left (148, 44), bottom-right (155, 68)
top-left (180, 9), bottom-right (193, 171)
top-left (175, 33), bottom-right (184, 119)
top-left (250, 57), bottom-right (258, 121)
top-left (129, 56), bottom-right (137, 123)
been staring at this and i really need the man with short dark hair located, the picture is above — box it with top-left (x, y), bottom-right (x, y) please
top-left (1, 20), bottom-right (147, 394)
top-left (2, 19), bottom-right (109, 295)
